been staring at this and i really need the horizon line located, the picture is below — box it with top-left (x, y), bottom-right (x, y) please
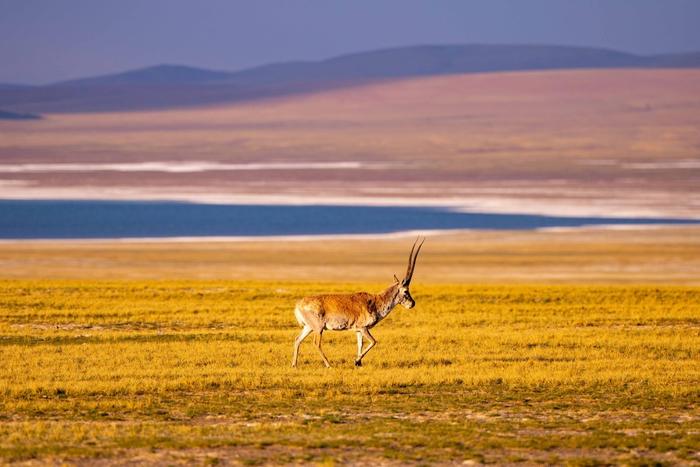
top-left (4, 41), bottom-right (699, 87)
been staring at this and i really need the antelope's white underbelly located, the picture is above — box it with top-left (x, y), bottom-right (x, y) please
top-left (325, 317), bottom-right (351, 330)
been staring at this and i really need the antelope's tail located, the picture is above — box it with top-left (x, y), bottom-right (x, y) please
top-left (294, 302), bottom-right (306, 327)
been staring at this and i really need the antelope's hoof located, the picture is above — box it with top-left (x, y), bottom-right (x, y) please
top-left (354, 359), bottom-right (362, 367)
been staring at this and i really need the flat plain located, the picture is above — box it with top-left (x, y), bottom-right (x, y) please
top-left (1, 227), bottom-right (699, 284)
top-left (1, 229), bottom-right (699, 465)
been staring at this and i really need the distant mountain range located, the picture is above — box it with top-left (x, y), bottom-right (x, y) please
top-left (2, 44), bottom-right (699, 114)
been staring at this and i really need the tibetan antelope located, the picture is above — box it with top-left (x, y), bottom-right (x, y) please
top-left (292, 237), bottom-right (425, 368)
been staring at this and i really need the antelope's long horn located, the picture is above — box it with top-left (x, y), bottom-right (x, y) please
top-left (403, 237), bottom-right (425, 285)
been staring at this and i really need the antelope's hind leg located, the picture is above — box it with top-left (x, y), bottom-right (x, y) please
top-left (314, 330), bottom-right (332, 368)
top-left (292, 325), bottom-right (313, 367)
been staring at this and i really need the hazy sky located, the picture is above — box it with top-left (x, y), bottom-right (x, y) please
top-left (1, 0), bottom-right (699, 84)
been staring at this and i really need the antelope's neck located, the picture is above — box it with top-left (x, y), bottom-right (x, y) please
top-left (374, 284), bottom-right (400, 319)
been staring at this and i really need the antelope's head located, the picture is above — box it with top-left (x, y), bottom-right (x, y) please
top-left (394, 237), bottom-right (425, 309)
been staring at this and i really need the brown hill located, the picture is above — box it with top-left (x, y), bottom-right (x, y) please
top-left (1, 44), bottom-right (699, 114)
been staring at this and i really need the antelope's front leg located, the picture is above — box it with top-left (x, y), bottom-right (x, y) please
top-left (355, 328), bottom-right (376, 366)
top-left (355, 331), bottom-right (364, 367)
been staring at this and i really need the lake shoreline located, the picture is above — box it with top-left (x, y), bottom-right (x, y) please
top-left (0, 224), bottom-right (696, 244)
top-left (1, 187), bottom-right (699, 220)
top-left (2, 199), bottom-right (699, 241)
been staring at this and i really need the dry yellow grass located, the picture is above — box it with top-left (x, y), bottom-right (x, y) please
top-left (1, 230), bottom-right (699, 463)
top-left (1, 280), bottom-right (699, 464)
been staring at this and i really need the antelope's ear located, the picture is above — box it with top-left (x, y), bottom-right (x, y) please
top-left (393, 274), bottom-right (400, 284)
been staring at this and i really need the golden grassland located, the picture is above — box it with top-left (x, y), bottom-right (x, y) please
top-left (2, 69), bottom-right (700, 217)
top-left (0, 280), bottom-right (698, 464)
top-left (0, 229), bottom-right (699, 464)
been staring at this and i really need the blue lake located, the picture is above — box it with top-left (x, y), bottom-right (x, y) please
top-left (0, 200), bottom-right (698, 239)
